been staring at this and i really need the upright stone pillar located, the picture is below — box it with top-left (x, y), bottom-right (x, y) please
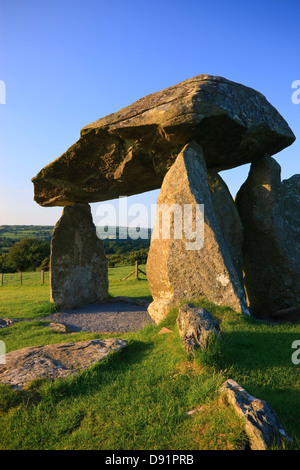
top-left (146, 141), bottom-right (249, 324)
top-left (50, 203), bottom-right (108, 309)
top-left (208, 169), bottom-right (244, 285)
top-left (236, 156), bottom-right (300, 319)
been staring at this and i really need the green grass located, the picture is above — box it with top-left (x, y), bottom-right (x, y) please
top-left (0, 319), bottom-right (246, 450)
top-left (0, 270), bottom-right (299, 450)
top-left (0, 271), bottom-right (56, 319)
top-left (0, 226), bottom-right (53, 240)
top-left (108, 264), bottom-right (151, 300)
top-left (0, 266), bottom-right (151, 318)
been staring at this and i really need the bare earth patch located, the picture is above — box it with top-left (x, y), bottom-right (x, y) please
top-left (42, 299), bottom-right (154, 333)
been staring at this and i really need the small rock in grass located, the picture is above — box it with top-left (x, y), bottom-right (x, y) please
top-left (176, 304), bottom-right (220, 354)
top-left (219, 379), bottom-right (292, 450)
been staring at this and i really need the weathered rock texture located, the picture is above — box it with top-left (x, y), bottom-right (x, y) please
top-left (236, 156), bottom-right (300, 318)
top-left (31, 75), bottom-right (295, 207)
top-left (0, 318), bottom-right (21, 329)
top-left (220, 379), bottom-right (292, 450)
top-left (0, 338), bottom-right (127, 390)
top-left (50, 203), bottom-right (108, 309)
top-left (146, 141), bottom-right (249, 323)
top-left (282, 174), bottom-right (300, 272)
top-left (208, 170), bottom-right (244, 284)
top-left (177, 304), bottom-right (220, 354)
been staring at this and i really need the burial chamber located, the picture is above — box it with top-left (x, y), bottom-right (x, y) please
top-left (31, 75), bottom-right (297, 320)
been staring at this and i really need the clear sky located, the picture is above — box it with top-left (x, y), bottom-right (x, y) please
top-left (0, 0), bottom-right (299, 227)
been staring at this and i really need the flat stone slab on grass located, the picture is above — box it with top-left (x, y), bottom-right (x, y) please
top-left (0, 338), bottom-right (127, 390)
top-left (220, 379), bottom-right (292, 450)
top-left (0, 318), bottom-right (21, 329)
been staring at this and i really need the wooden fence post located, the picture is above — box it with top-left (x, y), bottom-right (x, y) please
top-left (41, 269), bottom-right (44, 284)
top-left (121, 262), bottom-right (147, 281)
top-left (135, 261), bottom-right (138, 279)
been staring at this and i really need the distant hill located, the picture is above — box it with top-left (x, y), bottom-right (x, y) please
top-left (0, 225), bottom-right (151, 242)
top-left (0, 225), bottom-right (151, 266)
top-left (0, 225), bottom-right (53, 239)
top-left (0, 225), bottom-right (53, 252)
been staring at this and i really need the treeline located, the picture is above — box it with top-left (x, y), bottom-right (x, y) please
top-left (0, 225), bottom-right (53, 253)
top-left (0, 226), bottom-right (151, 272)
top-left (0, 238), bottom-right (50, 273)
top-left (102, 238), bottom-right (150, 267)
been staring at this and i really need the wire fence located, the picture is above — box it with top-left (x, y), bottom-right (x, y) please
top-left (0, 262), bottom-right (147, 287)
top-left (0, 270), bottom-right (49, 286)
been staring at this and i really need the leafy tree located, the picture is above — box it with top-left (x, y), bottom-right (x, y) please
top-left (6, 238), bottom-right (50, 272)
top-left (0, 252), bottom-right (15, 273)
top-left (39, 257), bottom-right (50, 271)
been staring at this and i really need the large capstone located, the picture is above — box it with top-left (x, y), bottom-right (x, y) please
top-left (236, 157), bottom-right (300, 319)
top-left (146, 141), bottom-right (249, 324)
top-left (31, 75), bottom-right (295, 207)
top-left (50, 203), bottom-right (108, 309)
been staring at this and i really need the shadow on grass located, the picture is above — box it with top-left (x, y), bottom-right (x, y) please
top-left (217, 330), bottom-right (300, 370)
top-left (36, 338), bottom-right (155, 404)
top-left (0, 337), bottom-right (156, 414)
top-left (207, 327), bottom-right (300, 446)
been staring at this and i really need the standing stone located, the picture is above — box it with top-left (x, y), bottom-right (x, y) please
top-left (146, 141), bottom-right (249, 324)
top-left (50, 203), bottom-right (108, 309)
top-left (208, 170), bottom-right (244, 284)
top-left (236, 156), bottom-right (300, 319)
top-left (282, 174), bottom-right (300, 272)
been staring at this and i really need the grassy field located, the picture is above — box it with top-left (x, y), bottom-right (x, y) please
top-left (0, 268), bottom-right (299, 450)
top-left (0, 266), bottom-right (150, 319)
top-left (0, 225), bottom-right (53, 240)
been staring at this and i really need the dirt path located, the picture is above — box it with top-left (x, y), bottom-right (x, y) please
top-left (43, 299), bottom-right (154, 333)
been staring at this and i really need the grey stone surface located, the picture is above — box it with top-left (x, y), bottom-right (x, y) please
top-left (42, 300), bottom-right (154, 333)
top-left (236, 156), bottom-right (300, 319)
top-left (50, 203), bottom-right (109, 309)
top-left (0, 318), bottom-right (21, 329)
top-left (282, 174), bottom-right (300, 276)
top-left (220, 379), bottom-right (292, 450)
top-left (208, 169), bottom-right (244, 284)
top-left (147, 141), bottom-right (249, 323)
top-left (0, 338), bottom-right (127, 390)
top-left (31, 75), bottom-right (295, 207)
top-left (177, 304), bottom-right (220, 354)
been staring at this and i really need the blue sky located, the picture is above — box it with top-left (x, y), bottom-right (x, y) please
top-left (0, 0), bottom-right (299, 226)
